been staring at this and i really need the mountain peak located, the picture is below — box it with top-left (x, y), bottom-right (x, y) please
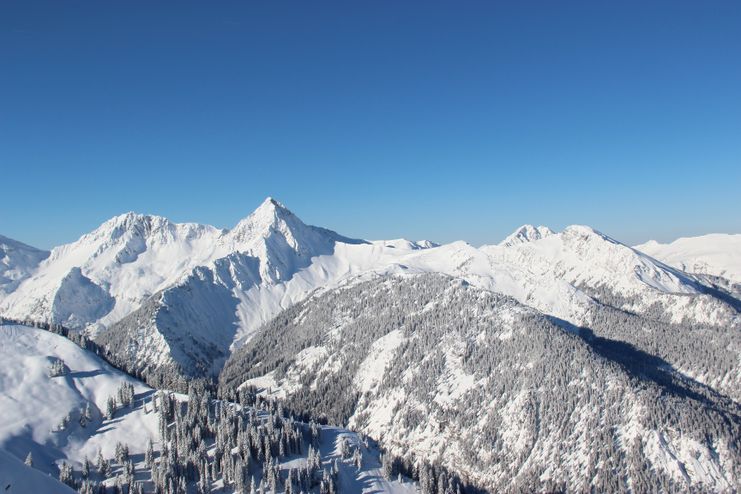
top-left (96, 211), bottom-right (163, 231)
top-left (256, 196), bottom-right (287, 213)
top-left (231, 197), bottom-right (301, 238)
top-left (88, 212), bottom-right (176, 244)
top-left (500, 224), bottom-right (554, 246)
top-left (249, 197), bottom-right (296, 222)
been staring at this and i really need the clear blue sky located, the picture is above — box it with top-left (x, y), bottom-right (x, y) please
top-left (2, 1), bottom-right (740, 249)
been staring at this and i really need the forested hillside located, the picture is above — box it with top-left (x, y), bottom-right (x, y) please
top-left (222, 274), bottom-right (741, 492)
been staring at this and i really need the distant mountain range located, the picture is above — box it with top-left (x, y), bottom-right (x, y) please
top-left (636, 234), bottom-right (741, 283)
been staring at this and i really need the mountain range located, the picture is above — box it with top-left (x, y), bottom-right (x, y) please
top-left (1, 198), bottom-right (739, 492)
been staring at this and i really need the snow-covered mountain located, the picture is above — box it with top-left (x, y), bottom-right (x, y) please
top-left (0, 324), bottom-right (418, 493)
top-left (1, 198), bottom-right (374, 379)
top-left (221, 274), bottom-right (741, 492)
top-left (0, 234), bottom-right (49, 297)
top-left (1, 201), bottom-right (739, 385)
top-left (635, 233), bottom-right (741, 284)
top-left (0, 213), bottom-right (223, 329)
top-left (483, 225), bottom-right (737, 326)
top-left (1, 203), bottom-right (740, 493)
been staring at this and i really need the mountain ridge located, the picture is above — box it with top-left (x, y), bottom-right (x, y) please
top-left (1, 199), bottom-right (739, 385)
top-left (635, 233), bottom-right (741, 284)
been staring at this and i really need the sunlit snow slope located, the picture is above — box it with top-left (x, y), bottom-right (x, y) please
top-left (0, 324), bottom-right (415, 494)
top-left (636, 234), bottom-right (741, 283)
top-left (0, 325), bottom-right (157, 475)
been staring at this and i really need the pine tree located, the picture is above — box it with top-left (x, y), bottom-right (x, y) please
top-left (145, 437), bottom-right (155, 468)
top-left (285, 468), bottom-right (295, 494)
top-left (83, 402), bottom-right (93, 424)
top-left (115, 441), bottom-right (129, 465)
top-left (82, 456), bottom-right (91, 479)
top-left (97, 451), bottom-right (111, 479)
top-left (339, 437), bottom-right (350, 459)
top-left (48, 358), bottom-right (67, 377)
top-left (59, 461), bottom-right (74, 487)
top-left (78, 479), bottom-right (96, 494)
top-left (381, 453), bottom-right (394, 480)
top-left (234, 459), bottom-right (246, 493)
top-left (105, 396), bottom-right (116, 420)
top-left (24, 452), bottom-right (33, 467)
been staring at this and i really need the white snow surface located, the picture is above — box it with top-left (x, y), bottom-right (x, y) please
top-left (0, 324), bottom-right (157, 476)
top-left (0, 448), bottom-right (76, 494)
top-left (635, 233), bottom-right (741, 283)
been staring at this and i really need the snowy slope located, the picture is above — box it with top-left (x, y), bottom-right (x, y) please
top-left (0, 234), bottom-right (48, 298)
top-left (0, 324), bottom-right (158, 476)
top-left (0, 324), bottom-right (416, 493)
top-left (635, 233), bottom-right (741, 283)
top-left (0, 448), bottom-right (76, 494)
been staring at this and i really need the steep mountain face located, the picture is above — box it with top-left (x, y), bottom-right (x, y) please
top-left (220, 197), bottom-right (365, 283)
top-left (94, 199), bottom-right (375, 381)
top-left (0, 213), bottom-right (224, 329)
top-left (636, 234), bottom-right (741, 283)
top-left (221, 274), bottom-right (741, 493)
top-left (0, 234), bottom-right (49, 297)
top-left (0, 199), bottom-right (373, 378)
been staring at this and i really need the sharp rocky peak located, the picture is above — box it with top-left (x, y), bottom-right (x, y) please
top-left (227, 197), bottom-right (308, 244)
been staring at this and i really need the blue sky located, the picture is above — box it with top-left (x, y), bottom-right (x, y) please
top-left (1, 1), bottom-right (740, 249)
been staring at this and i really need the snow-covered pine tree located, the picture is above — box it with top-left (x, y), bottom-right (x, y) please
top-left (82, 456), bottom-right (90, 478)
top-left (105, 396), bottom-right (116, 420)
top-left (381, 452), bottom-right (394, 480)
top-left (339, 436), bottom-right (350, 459)
top-left (58, 461), bottom-right (74, 488)
top-left (145, 437), bottom-right (155, 468)
top-left (48, 358), bottom-right (67, 377)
